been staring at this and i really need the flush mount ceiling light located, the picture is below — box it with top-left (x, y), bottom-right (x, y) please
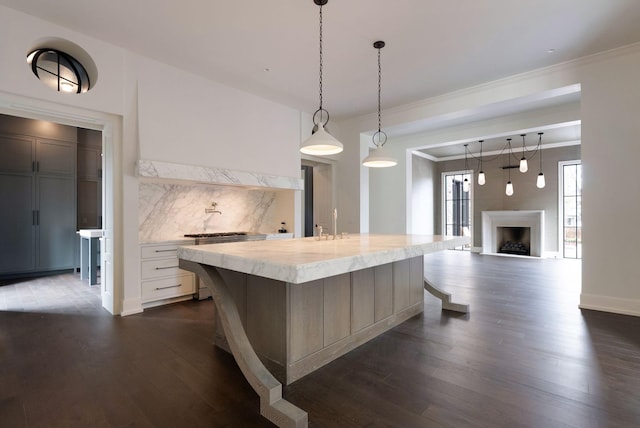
top-left (363, 41), bottom-right (397, 168)
top-left (300, 0), bottom-right (343, 156)
top-left (27, 48), bottom-right (91, 94)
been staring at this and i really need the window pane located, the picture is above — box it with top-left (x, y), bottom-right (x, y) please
top-left (576, 165), bottom-right (582, 195)
top-left (564, 165), bottom-right (577, 196)
top-left (561, 162), bottom-right (582, 259)
top-left (564, 197), bottom-right (577, 226)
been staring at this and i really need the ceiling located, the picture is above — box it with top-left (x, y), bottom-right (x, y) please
top-left (416, 121), bottom-right (581, 161)
top-left (3, 0), bottom-right (640, 154)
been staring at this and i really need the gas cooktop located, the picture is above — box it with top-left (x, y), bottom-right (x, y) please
top-left (183, 232), bottom-right (247, 238)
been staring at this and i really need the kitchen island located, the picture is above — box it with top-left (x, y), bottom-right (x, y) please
top-left (178, 234), bottom-right (469, 428)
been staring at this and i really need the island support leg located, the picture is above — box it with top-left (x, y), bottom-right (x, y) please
top-left (180, 260), bottom-right (308, 428)
top-left (424, 276), bottom-right (469, 313)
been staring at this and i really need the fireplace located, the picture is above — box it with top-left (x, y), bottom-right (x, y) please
top-left (497, 226), bottom-right (531, 256)
top-left (482, 210), bottom-right (544, 257)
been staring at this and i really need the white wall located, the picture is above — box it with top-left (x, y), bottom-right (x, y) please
top-left (411, 155), bottom-right (435, 235)
top-left (135, 55), bottom-right (301, 178)
top-left (0, 6), bottom-right (124, 115)
top-left (368, 141), bottom-right (409, 234)
top-left (579, 48), bottom-right (640, 316)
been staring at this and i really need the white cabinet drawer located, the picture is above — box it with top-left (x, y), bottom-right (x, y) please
top-left (141, 244), bottom-right (180, 259)
top-left (141, 258), bottom-right (190, 280)
top-left (141, 273), bottom-right (195, 302)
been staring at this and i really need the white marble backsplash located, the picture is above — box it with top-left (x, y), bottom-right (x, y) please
top-left (139, 182), bottom-right (278, 242)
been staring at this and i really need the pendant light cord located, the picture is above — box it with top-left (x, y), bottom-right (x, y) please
top-left (372, 41), bottom-right (387, 148)
top-left (318, 3), bottom-right (323, 117)
top-left (311, 1), bottom-right (330, 127)
top-left (507, 139), bottom-right (512, 181)
top-left (377, 46), bottom-right (382, 134)
top-left (538, 133), bottom-right (543, 172)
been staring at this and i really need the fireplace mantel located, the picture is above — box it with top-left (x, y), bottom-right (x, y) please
top-left (482, 210), bottom-right (544, 257)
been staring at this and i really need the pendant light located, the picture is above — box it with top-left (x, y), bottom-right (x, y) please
top-left (462, 144), bottom-right (470, 192)
top-left (363, 41), bottom-right (397, 168)
top-left (519, 134), bottom-right (529, 173)
top-left (505, 138), bottom-right (514, 196)
top-left (477, 140), bottom-right (486, 186)
top-left (300, 0), bottom-right (343, 156)
top-left (536, 132), bottom-right (546, 188)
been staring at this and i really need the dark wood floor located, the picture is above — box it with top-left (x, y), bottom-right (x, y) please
top-left (1, 252), bottom-right (639, 427)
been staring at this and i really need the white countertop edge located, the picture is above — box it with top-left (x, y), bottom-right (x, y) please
top-left (178, 234), bottom-right (469, 284)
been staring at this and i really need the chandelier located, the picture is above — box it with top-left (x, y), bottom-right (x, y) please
top-left (467, 132), bottom-right (545, 196)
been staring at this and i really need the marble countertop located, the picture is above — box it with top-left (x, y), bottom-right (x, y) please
top-left (178, 233), bottom-right (470, 284)
top-left (77, 229), bottom-right (103, 239)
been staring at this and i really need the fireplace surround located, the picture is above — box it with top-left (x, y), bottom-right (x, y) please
top-left (482, 210), bottom-right (544, 257)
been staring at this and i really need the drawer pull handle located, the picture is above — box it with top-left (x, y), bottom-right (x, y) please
top-left (155, 265), bottom-right (179, 270)
top-left (155, 284), bottom-right (182, 290)
top-left (154, 249), bottom-right (177, 253)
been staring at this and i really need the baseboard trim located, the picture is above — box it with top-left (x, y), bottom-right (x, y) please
top-left (579, 293), bottom-right (640, 317)
top-left (120, 297), bottom-right (143, 316)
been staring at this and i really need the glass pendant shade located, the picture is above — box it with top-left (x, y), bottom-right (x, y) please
top-left (362, 144), bottom-right (397, 167)
top-left (505, 181), bottom-right (514, 196)
top-left (536, 173), bottom-right (546, 189)
top-left (478, 171), bottom-right (486, 186)
top-left (462, 178), bottom-right (470, 193)
top-left (300, 122), bottom-right (343, 155)
top-left (519, 158), bottom-right (528, 173)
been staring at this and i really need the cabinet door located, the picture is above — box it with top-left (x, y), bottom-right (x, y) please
top-left (0, 173), bottom-right (35, 273)
top-left (77, 147), bottom-right (100, 180)
top-left (0, 135), bottom-right (34, 174)
top-left (36, 139), bottom-right (76, 176)
top-left (77, 180), bottom-right (99, 228)
top-left (37, 176), bottom-right (76, 270)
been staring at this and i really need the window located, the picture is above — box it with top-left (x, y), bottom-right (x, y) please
top-left (559, 161), bottom-right (582, 259)
top-left (442, 171), bottom-right (472, 250)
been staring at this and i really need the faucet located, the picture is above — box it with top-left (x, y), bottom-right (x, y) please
top-left (205, 202), bottom-right (222, 215)
top-left (333, 208), bottom-right (337, 240)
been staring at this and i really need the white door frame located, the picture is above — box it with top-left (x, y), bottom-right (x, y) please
top-left (0, 91), bottom-right (121, 314)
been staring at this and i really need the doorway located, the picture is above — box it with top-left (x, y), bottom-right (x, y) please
top-left (0, 94), bottom-right (119, 315)
top-left (301, 159), bottom-right (334, 237)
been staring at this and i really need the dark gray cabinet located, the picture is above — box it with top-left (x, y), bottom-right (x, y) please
top-left (0, 135), bottom-right (76, 276)
top-left (77, 129), bottom-right (102, 229)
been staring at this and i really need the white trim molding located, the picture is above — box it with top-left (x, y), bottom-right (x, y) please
top-left (482, 210), bottom-right (544, 257)
top-left (580, 293), bottom-right (640, 318)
